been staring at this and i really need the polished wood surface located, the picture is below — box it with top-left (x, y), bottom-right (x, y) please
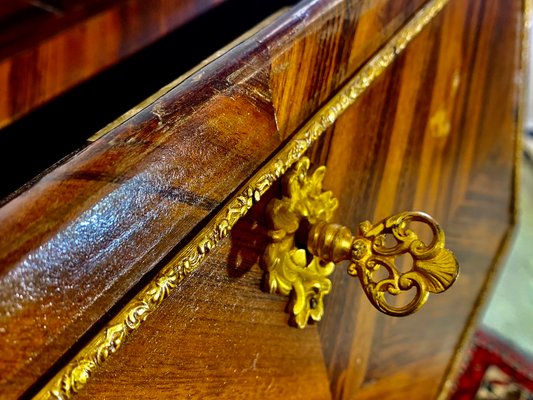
top-left (43, 0), bottom-right (522, 398)
top-left (316, 0), bottom-right (521, 397)
top-left (0, 1), bottom-right (429, 397)
top-left (0, 0), bottom-right (227, 130)
top-left (0, 1), bottom-right (32, 20)
top-left (77, 196), bottom-right (333, 399)
top-left (0, 0), bottom-right (524, 398)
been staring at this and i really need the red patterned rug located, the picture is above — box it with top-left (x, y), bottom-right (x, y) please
top-left (450, 329), bottom-right (533, 399)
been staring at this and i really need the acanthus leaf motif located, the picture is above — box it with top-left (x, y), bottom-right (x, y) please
top-left (264, 157), bottom-right (338, 328)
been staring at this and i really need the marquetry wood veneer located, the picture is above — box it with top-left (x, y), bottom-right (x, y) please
top-left (0, 0), bottom-right (525, 398)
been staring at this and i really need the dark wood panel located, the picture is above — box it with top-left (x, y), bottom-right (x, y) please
top-left (0, 1), bottom-right (32, 21)
top-left (0, 0), bottom-right (228, 129)
top-left (0, 0), bottom-right (429, 397)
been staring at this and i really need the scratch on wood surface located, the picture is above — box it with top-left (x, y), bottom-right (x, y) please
top-left (151, 103), bottom-right (164, 126)
top-left (241, 352), bottom-right (260, 372)
top-left (252, 352), bottom-right (259, 370)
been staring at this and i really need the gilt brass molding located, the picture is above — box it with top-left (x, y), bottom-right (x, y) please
top-left (264, 157), bottom-right (459, 327)
top-left (35, 0), bottom-right (449, 397)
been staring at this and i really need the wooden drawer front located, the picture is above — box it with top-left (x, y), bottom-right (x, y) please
top-left (0, 0), bottom-right (525, 398)
top-left (0, 1), bottom-right (432, 398)
top-left (36, 0), bottom-right (522, 398)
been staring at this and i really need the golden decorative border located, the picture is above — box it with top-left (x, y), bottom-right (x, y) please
top-left (35, 0), bottom-right (449, 398)
top-left (436, 0), bottom-right (531, 398)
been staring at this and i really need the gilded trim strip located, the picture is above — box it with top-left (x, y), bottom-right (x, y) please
top-left (35, 0), bottom-right (449, 398)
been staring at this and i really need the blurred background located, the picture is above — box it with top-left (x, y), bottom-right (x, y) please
top-left (479, 13), bottom-right (533, 375)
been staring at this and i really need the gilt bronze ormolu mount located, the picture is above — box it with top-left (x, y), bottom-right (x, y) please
top-left (264, 157), bottom-right (459, 328)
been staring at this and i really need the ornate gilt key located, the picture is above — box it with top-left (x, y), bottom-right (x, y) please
top-left (264, 157), bottom-right (459, 328)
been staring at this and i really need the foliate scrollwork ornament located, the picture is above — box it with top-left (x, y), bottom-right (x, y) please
top-left (264, 157), bottom-right (338, 328)
top-left (346, 211), bottom-right (459, 316)
top-left (265, 157), bottom-right (459, 328)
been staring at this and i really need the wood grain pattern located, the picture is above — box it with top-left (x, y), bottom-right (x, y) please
top-left (0, 0), bottom-right (293, 202)
top-left (315, 0), bottom-right (522, 398)
top-left (76, 197), bottom-right (333, 399)
top-left (0, 0), bottom-right (227, 129)
top-left (61, 0), bottom-right (523, 398)
top-left (0, 1), bottom-right (430, 397)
